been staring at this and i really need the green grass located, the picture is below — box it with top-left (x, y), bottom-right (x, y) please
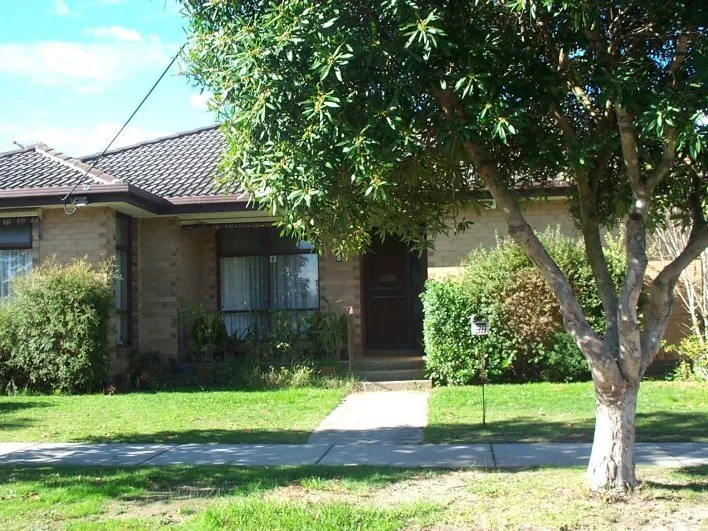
top-left (0, 466), bottom-right (435, 530)
top-left (0, 388), bottom-right (348, 444)
top-left (426, 380), bottom-right (708, 443)
top-left (0, 465), bottom-right (705, 529)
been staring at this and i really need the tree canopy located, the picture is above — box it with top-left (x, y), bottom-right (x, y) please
top-left (183, 0), bottom-right (708, 490)
top-left (183, 0), bottom-right (706, 254)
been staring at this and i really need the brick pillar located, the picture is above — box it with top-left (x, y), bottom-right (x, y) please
top-left (318, 252), bottom-right (363, 359)
top-left (136, 217), bottom-right (179, 356)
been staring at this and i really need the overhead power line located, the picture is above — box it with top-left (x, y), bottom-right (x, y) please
top-left (60, 42), bottom-right (187, 212)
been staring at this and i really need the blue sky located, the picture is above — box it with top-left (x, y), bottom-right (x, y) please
top-left (0, 0), bottom-right (214, 156)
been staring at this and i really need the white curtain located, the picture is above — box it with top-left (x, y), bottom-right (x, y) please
top-left (0, 250), bottom-right (32, 300)
top-left (220, 256), bottom-right (267, 337)
top-left (270, 254), bottom-right (319, 310)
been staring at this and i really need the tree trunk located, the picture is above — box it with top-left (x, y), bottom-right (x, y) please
top-left (587, 380), bottom-right (639, 491)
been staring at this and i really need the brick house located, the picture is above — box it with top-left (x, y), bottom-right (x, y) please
top-left (0, 126), bottom-right (682, 376)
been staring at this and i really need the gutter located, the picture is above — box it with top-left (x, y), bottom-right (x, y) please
top-left (0, 185), bottom-right (252, 216)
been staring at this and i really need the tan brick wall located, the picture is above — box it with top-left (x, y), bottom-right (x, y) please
top-left (38, 207), bottom-right (115, 265)
top-left (319, 251), bottom-right (363, 359)
top-left (136, 217), bottom-right (179, 357)
top-left (428, 199), bottom-right (577, 278)
top-left (178, 229), bottom-right (218, 312)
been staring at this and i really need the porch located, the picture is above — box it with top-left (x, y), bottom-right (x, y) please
top-left (129, 216), bottom-right (426, 373)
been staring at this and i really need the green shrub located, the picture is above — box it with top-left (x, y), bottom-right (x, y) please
top-left (307, 305), bottom-right (348, 360)
top-left (1, 260), bottom-right (113, 394)
top-left (422, 226), bottom-right (623, 385)
top-left (668, 335), bottom-right (708, 381)
top-left (539, 333), bottom-right (591, 383)
top-left (422, 279), bottom-right (480, 385)
top-left (0, 305), bottom-right (17, 393)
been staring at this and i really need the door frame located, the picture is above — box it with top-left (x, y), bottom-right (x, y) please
top-left (360, 239), bottom-right (427, 353)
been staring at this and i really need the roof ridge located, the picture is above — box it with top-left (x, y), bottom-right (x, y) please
top-left (79, 123), bottom-right (222, 161)
top-left (34, 144), bottom-right (119, 185)
top-left (0, 144), bottom-right (40, 158)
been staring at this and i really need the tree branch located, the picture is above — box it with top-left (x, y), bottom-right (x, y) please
top-left (463, 142), bottom-right (619, 374)
top-left (615, 105), bottom-right (644, 200)
top-left (617, 214), bottom-right (649, 380)
top-left (641, 223), bottom-right (708, 372)
top-left (550, 102), bottom-right (577, 145)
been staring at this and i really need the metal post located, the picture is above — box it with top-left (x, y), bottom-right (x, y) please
top-left (480, 346), bottom-right (486, 427)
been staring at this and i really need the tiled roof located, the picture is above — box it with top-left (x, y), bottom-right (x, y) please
top-left (81, 125), bottom-right (228, 198)
top-left (0, 144), bottom-right (113, 190)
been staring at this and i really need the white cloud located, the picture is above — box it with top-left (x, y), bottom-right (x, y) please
top-left (48, 0), bottom-right (71, 16)
top-left (189, 92), bottom-right (211, 110)
top-left (96, 0), bottom-right (123, 4)
top-left (83, 26), bottom-right (143, 42)
top-left (11, 122), bottom-right (169, 157)
top-left (0, 37), bottom-right (173, 94)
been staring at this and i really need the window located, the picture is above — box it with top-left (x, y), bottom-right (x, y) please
top-left (218, 227), bottom-right (319, 338)
top-left (0, 223), bottom-right (33, 300)
top-left (115, 215), bottom-right (132, 346)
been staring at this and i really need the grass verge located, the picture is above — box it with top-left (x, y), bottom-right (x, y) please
top-left (426, 380), bottom-right (708, 443)
top-left (0, 465), bottom-right (704, 529)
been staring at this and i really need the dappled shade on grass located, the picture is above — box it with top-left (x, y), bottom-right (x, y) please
top-left (0, 465), bottom-right (705, 529)
top-left (426, 381), bottom-right (708, 443)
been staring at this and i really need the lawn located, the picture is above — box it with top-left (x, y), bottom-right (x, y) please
top-left (0, 464), bottom-right (705, 529)
top-left (0, 388), bottom-right (348, 444)
top-left (426, 380), bottom-right (708, 443)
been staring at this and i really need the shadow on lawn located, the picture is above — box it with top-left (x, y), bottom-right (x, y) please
top-left (0, 401), bottom-right (53, 432)
top-left (75, 428), bottom-right (316, 445)
top-left (425, 410), bottom-right (708, 444)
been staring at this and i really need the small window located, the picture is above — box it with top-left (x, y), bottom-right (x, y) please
top-left (0, 224), bottom-right (32, 249)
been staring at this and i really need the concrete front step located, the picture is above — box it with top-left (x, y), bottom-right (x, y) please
top-left (354, 379), bottom-right (432, 392)
top-left (351, 357), bottom-right (426, 372)
top-left (355, 368), bottom-right (426, 382)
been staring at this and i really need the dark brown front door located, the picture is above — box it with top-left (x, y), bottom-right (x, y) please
top-left (364, 238), bottom-right (424, 350)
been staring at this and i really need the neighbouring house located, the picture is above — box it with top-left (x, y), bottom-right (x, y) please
top-left (0, 125), bottom-right (683, 376)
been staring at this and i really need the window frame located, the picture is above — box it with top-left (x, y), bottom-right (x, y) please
top-left (115, 214), bottom-right (132, 347)
top-left (217, 227), bottom-right (320, 337)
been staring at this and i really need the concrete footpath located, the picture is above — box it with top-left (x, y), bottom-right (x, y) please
top-left (0, 442), bottom-right (705, 468)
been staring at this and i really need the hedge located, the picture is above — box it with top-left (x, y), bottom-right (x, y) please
top-left (422, 227), bottom-right (626, 384)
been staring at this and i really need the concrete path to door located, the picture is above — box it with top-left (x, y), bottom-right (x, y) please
top-left (307, 390), bottom-right (429, 444)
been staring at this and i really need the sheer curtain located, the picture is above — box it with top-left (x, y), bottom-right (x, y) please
top-left (0, 250), bottom-right (32, 300)
top-left (270, 254), bottom-right (319, 310)
top-left (220, 256), bottom-right (267, 337)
